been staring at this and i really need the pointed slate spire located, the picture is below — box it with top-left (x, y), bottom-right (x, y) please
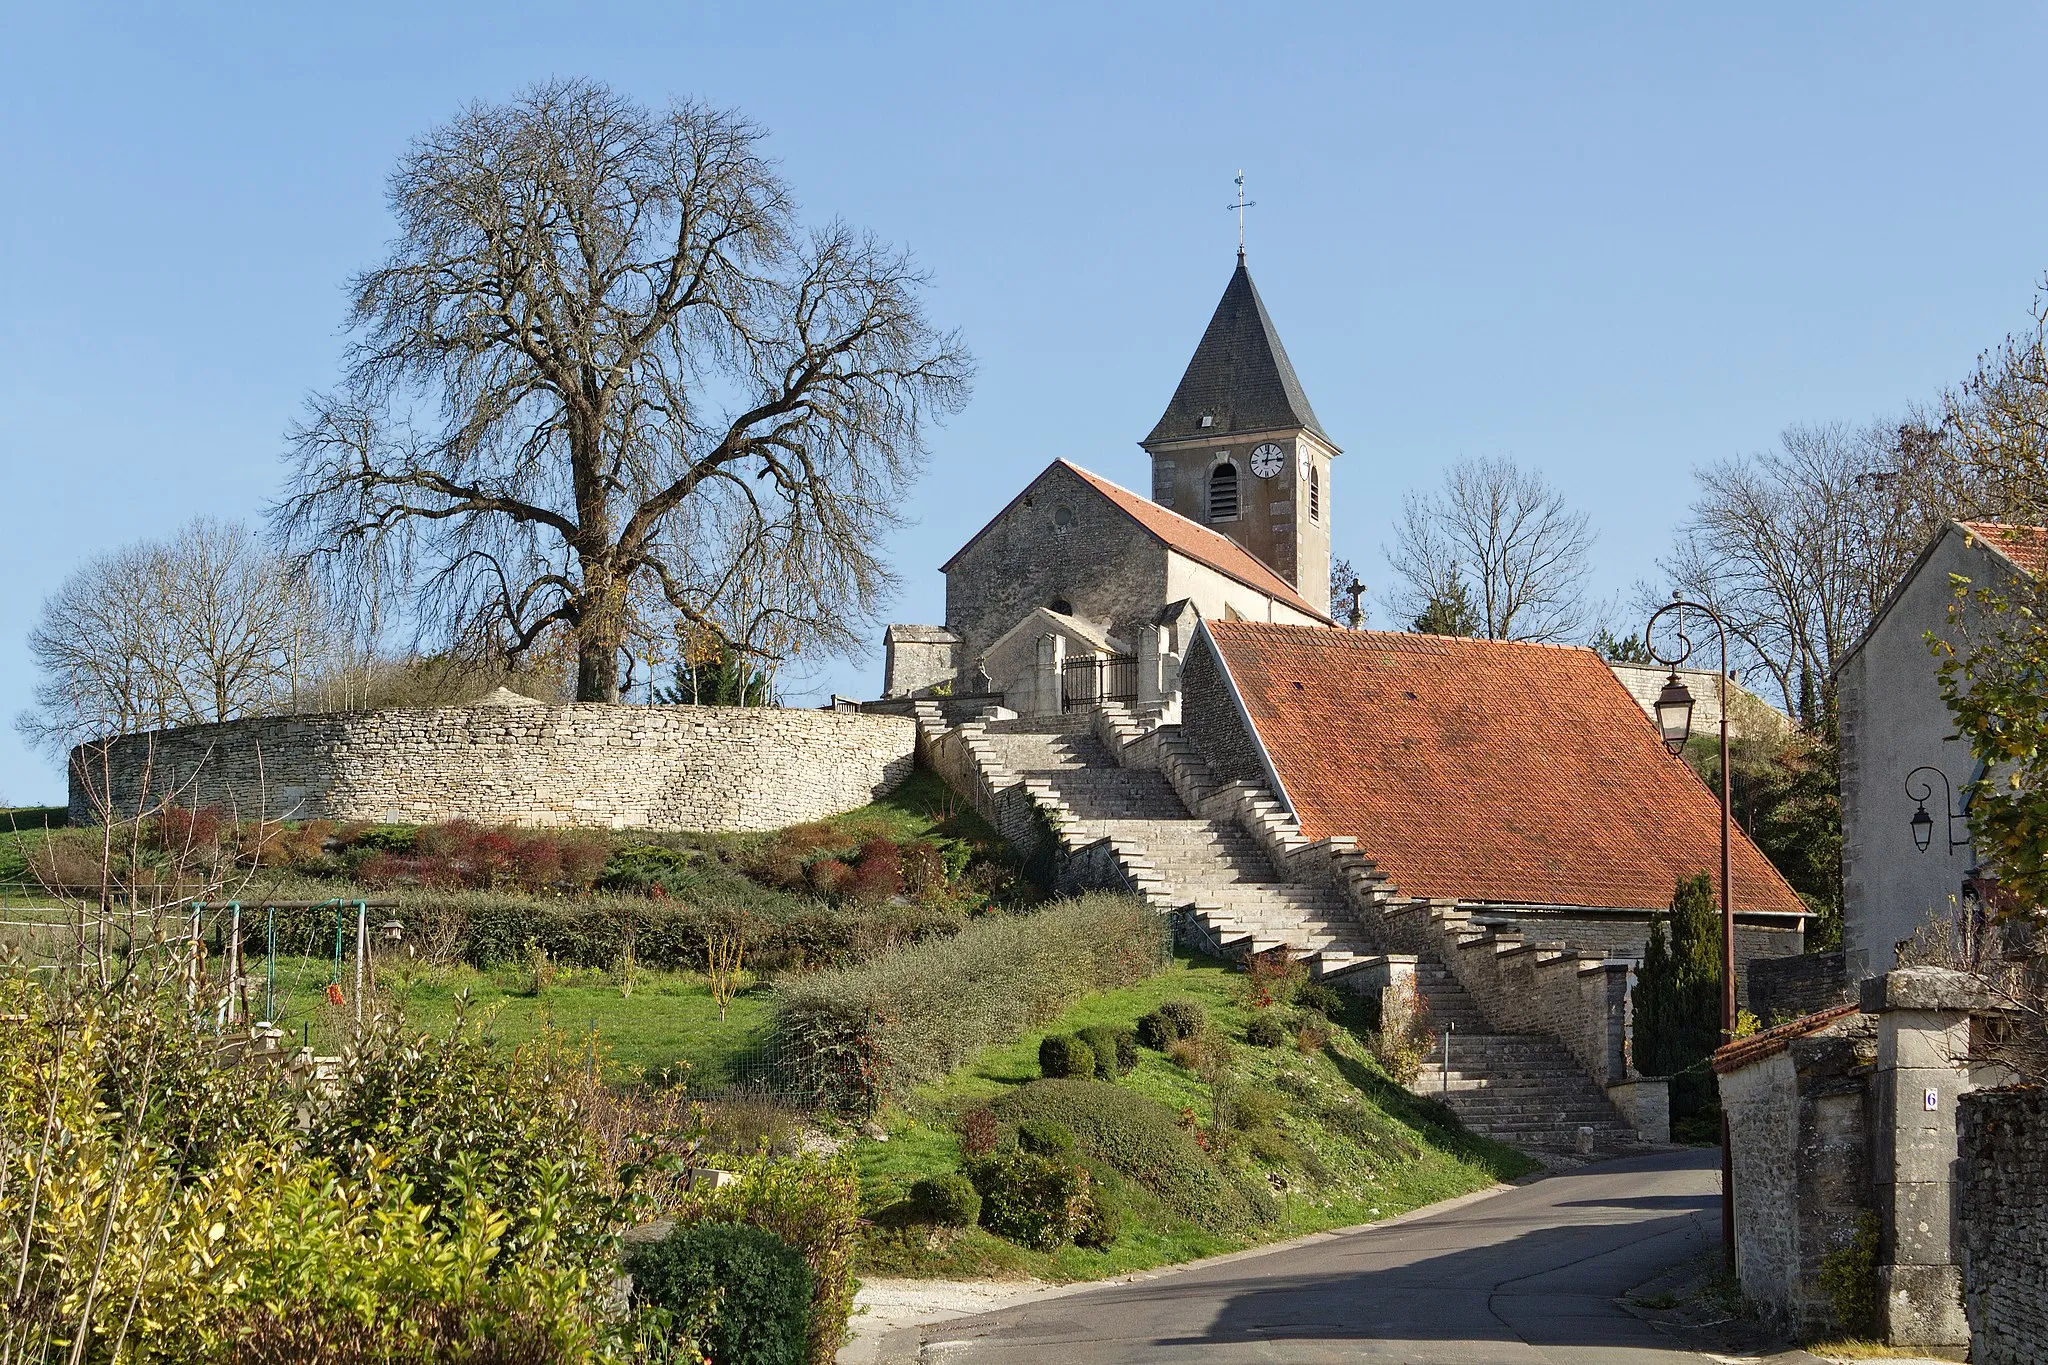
top-left (1143, 258), bottom-right (1331, 447)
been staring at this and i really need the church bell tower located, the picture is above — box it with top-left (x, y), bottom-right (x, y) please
top-left (1139, 252), bottom-right (1338, 616)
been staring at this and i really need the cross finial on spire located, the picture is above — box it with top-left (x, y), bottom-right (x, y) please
top-left (1226, 170), bottom-right (1257, 261)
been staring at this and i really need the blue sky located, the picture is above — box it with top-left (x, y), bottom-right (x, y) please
top-left (4, 3), bottom-right (2047, 802)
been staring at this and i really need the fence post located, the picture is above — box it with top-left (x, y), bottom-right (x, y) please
top-left (354, 901), bottom-right (367, 1028)
top-left (226, 902), bottom-right (242, 1025)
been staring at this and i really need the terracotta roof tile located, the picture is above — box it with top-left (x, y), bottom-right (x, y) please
top-left (1057, 463), bottom-right (1330, 622)
top-left (1711, 1003), bottom-right (1862, 1075)
top-left (1958, 521), bottom-right (2048, 576)
top-left (1205, 622), bottom-right (1810, 914)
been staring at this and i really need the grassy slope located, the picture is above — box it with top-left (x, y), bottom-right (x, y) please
top-left (382, 962), bottom-right (773, 1087)
top-left (851, 954), bottom-right (1540, 1282)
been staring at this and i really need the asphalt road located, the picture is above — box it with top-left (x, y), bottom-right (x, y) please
top-left (908, 1149), bottom-right (1728, 1364)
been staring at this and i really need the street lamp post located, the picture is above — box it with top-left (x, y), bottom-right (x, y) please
top-left (1643, 593), bottom-right (1737, 1273)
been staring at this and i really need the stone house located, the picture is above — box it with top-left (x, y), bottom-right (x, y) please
top-left (1838, 520), bottom-right (2048, 975)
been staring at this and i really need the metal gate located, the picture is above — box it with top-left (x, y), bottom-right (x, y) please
top-left (1062, 652), bottom-right (1138, 710)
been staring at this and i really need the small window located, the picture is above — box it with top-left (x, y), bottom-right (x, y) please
top-left (1309, 465), bottom-right (1321, 522)
top-left (1209, 460), bottom-right (1240, 522)
top-left (1052, 504), bottom-right (1074, 532)
top-left (1050, 598), bottom-right (1074, 616)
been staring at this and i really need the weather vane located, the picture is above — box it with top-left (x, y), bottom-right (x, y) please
top-left (1226, 170), bottom-right (1257, 260)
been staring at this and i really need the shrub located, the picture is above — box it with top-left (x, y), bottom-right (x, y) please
top-left (1076, 1024), bottom-right (1137, 1076)
top-left (773, 894), bottom-right (1167, 1113)
top-left (958, 1105), bottom-right (1000, 1157)
top-left (1245, 1014), bottom-right (1289, 1048)
top-left (628, 1221), bottom-right (813, 1365)
top-left (252, 888), bottom-right (964, 978)
top-left (968, 1150), bottom-right (1091, 1250)
top-left (988, 1080), bottom-right (1260, 1234)
top-left (1077, 1182), bottom-right (1124, 1250)
top-left (1138, 998), bottom-right (1204, 1048)
top-left (600, 842), bottom-right (697, 893)
top-left (1039, 1033), bottom-right (1098, 1079)
top-left (1216, 1082), bottom-right (1288, 1132)
top-left (1239, 950), bottom-right (1307, 1008)
top-left (846, 838), bottom-right (905, 902)
top-left (1295, 982), bottom-right (1346, 1018)
top-left (664, 1150), bottom-right (864, 1365)
top-left (1818, 1211), bottom-right (1881, 1338)
top-left (1293, 1015), bottom-right (1332, 1053)
top-left (906, 1173), bottom-right (981, 1229)
top-left (807, 858), bottom-right (854, 898)
top-left (1016, 1118), bottom-right (1075, 1158)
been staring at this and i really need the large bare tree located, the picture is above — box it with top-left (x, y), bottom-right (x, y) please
top-left (16, 519), bottom-right (333, 753)
top-left (1388, 455), bottom-right (1594, 642)
top-left (1659, 420), bottom-right (1952, 724)
top-left (276, 81), bottom-right (971, 702)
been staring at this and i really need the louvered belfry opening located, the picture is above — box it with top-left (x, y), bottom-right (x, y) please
top-left (1209, 460), bottom-right (1240, 521)
top-left (1310, 465), bottom-right (1321, 522)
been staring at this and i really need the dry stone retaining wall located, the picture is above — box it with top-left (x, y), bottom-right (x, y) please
top-left (70, 703), bottom-right (917, 832)
top-left (1959, 1085), bottom-right (2048, 1365)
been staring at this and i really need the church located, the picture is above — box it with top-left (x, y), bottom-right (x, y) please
top-left (883, 252), bottom-right (1338, 717)
top-left (879, 252), bottom-right (1810, 1150)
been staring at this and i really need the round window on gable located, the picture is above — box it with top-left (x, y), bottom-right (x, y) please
top-left (1052, 504), bottom-right (1074, 532)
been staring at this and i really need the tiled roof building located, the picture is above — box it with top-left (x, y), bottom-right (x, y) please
top-left (1189, 620), bottom-right (1808, 916)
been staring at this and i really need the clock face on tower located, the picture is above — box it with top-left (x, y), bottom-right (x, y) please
top-left (1249, 443), bottom-right (1285, 478)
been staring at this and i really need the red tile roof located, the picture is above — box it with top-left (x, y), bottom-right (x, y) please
top-left (1712, 1004), bottom-right (1862, 1075)
top-left (1205, 622), bottom-right (1810, 914)
top-left (1058, 463), bottom-right (1331, 622)
top-left (1958, 521), bottom-right (2048, 576)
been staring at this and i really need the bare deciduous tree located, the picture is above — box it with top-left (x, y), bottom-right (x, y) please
top-left (1388, 456), bottom-right (1593, 642)
top-left (1937, 285), bottom-right (2048, 523)
top-left (276, 80), bottom-right (972, 703)
top-left (15, 519), bottom-right (334, 755)
top-left (1658, 421), bottom-right (1946, 724)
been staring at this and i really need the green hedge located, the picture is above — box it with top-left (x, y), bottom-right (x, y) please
top-left (240, 888), bottom-right (962, 975)
top-left (771, 894), bottom-right (1168, 1115)
top-left (627, 1221), bottom-right (811, 1365)
top-left (988, 1079), bottom-right (1265, 1234)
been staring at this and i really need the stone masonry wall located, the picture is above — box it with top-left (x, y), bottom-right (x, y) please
top-left (1177, 631), bottom-right (1271, 790)
top-left (1958, 1085), bottom-right (2048, 1365)
top-left (70, 704), bottom-right (917, 832)
top-left (1750, 950), bottom-right (1853, 1025)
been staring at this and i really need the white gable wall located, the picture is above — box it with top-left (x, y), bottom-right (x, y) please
top-left (1839, 526), bottom-right (2009, 973)
top-left (1164, 551), bottom-right (1328, 629)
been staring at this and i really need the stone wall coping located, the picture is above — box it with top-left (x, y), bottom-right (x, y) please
top-left (1859, 966), bottom-right (2010, 1015)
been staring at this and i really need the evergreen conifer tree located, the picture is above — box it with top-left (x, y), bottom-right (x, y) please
top-left (1411, 572), bottom-right (1482, 637)
top-left (1633, 872), bottom-right (1724, 1123)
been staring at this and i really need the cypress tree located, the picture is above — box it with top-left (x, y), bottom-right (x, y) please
top-left (1633, 872), bottom-right (1723, 1122)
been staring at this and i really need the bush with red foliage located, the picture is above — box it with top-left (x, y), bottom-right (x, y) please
top-left (845, 838), bottom-right (904, 903)
top-left (354, 822), bottom-right (619, 893)
top-left (807, 859), bottom-right (853, 898)
top-left (556, 835), bottom-right (609, 886)
top-left (152, 805), bottom-right (235, 859)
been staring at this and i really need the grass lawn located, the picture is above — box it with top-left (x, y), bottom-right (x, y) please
top-left (849, 952), bottom-right (1541, 1282)
top-left (237, 955), bottom-right (774, 1088)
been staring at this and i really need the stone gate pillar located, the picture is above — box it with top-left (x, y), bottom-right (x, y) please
top-left (1863, 966), bottom-right (1995, 1350)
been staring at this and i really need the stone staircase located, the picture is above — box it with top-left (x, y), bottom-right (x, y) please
top-left (964, 710), bottom-right (1641, 1155)
top-left (969, 715), bottom-right (1378, 972)
top-left (1410, 962), bottom-right (1636, 1150)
